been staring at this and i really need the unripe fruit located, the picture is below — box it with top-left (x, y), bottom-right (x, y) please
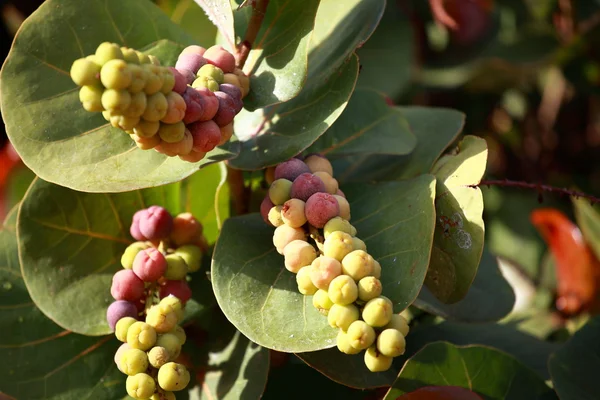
top-left (328, 275), bottom-right (358, 305)
top-left (148, 55), bottom-right (161, 66)
top-left (260, 196), bottom-right (275, 225)
top-left (218, 83), bottom-right (243, 113)
top-left (160, 296), bottom-right (185, 322)
top-left (79, 85), bottom-right (103, 112)
top-left (95, 42), bottom-right (124, 65)
top-left (352, 237), bottom-right (367, 251)
top-left (305, 192), bottom-right (340, 228)
top-left (362, 296), bottom-right (393, 327)
top-left (127, 321), bottom-right (157, 350)
top-left (284, 240), bottom-right (317, 273)
top-left (377, 328), bottom-right (406, 357)
top-left (161, 92), bottom-right (187, 124)
top-left (148, 346), bottom-right (170, 368)
top-left (101, 89), bottom-right (131, 113)
top-left (213, 91), bottom-right (237, 126)
top-left (142, 64), bottom-right (164, 95)
top-left (160, 280), bottom-right (192, 304)
top-left (364, 347), bottom-right (393, 372)
top-left (155, 129), bottom-right (193, 156)
top-left (132, 133), bottom-right (161, 150)
top-left (323, 217), bottom-right (355, 240)
top-left (290, 173), bottom-right (326, 202)
top-left (157, 362), bottom-right (191, 391)
top-left (273, 225), bottom-right (306, 254)
top-left (281, 198), bottom-right (307, 228)
top-left (328, 303), bottom-right (359, 331)
top-left (192, 75), bottom-right (219, 92)
top-left (179, 150), bottom-right (207, 163)
top-left (174, 245), bottom-right (203, 273)
top-left (158, 121), bottom-right (186, 143)
top-left (223, 73), bottom-right (241, 88)
top-left (70, 58), bottom-right (101, 86)
top-left (133, 119), bottom-right (160, 138)
top-left (268, 205), bottom-right (284, 227)
top-left (120, 348), bottom-right (149, 375)
top-left (347, 320), bottom-right (376, 350)
top-left (161, 69), bottom-right (176, 93)
top-left (233, 68), bottom-right (250, 97)
top-left (203, 45), bottom-right (236, 73)
top-left (313, 289), bottom-right (334, 315)
top-left (314, 171), bottom-right (338, 194)
top-left (198, 64), bottom-right (224, 83)
top-left (169, 67), bottom-right (187, 94)
top-left (296, 266), bottom-right (318, 295)
top-left (126, 373), bottom-right (156, 399)
top-left (357, 276), bottom-right (382, 302)
top-left (127, 64), bottom-right (148, 93)
top-left (372, 260), bottom-right (382, 279)
top-left (115, 316), bottom-right (138, 342)
top-left (337, 329), bottom-right (361, 355)
top-left (176, 53), bottom-right (207, 74)
top-left (139, 205), bottom-right (173, 240)
top-left (219, 123), bottom-right (234, 145)
top-left (334, 195), bottom-right (351, 220)
top-left (133, 247), bottom-right (167, 282)
top-left (111, 114), bottom-right (140, 131)
top-left (143, 92), bottom-right (169, 122)
top-left (341, 250), bottom-right (374, 281)
top-left (172, 325), bottom-right (187, 345)
top-left (304, 154), bottom-right (333, 175)
top-left (121, 47), bottom-right (139, 64)
top-left (146, 303), bottom-right (178, 333)
top-left (111, 269), bottom-right (145, 302)
top-left (136, 51), bottom-right (151, 64)
top-left (157, 333), bottom-right (182, 360)
top-left (151, 392), bottom-right (176, 400)
top-left (164, 254), bottom-right (188, 280)
top-left (323, 231), bottom-right (354, 261)
top-left (107, 300), bottom-right (138, 330)
top-left (385, 314), bottom-right (410, 336)
top-left (275, 159), bottom-right (311, 182)
top-left (114, 342), bottom-right (131, 372)
top-left (269, 179), bottom-right (292, 205)
top-left (310, 256), bottom-right (342, 290)
top-left (100, 59), bottom-right (132, 89)
top-left (121, 241), bottom-right (151, 269)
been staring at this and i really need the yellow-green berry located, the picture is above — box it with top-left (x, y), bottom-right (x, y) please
top-left (328, 303), bottom-right (359, 331)
top-left (120, 348), bottom-right (149, 375)
top-left (164, 254), bottom-right (188, 280)
top-left (124, 92), bottom-right (148, 118)
top-left (121, 47), bottom-right (140, 64)
top-left (126, 372), bottom-right (156, 399)
top-left (157, 362), bottom-right (191, 391)
top-left (127, 321), bottom-right (157, 350)
top-left (115, 316), bottom-right (137, 342)
top-left (192, 75), bottom-right (219, 92)
top-left (79, 85), bottom-right (104, 112)
top-left (143, 92), bottom-right (168, 122)
top-left (341, 250), bottom-right (374, 281)
top-left (100, 59), bottom-right (132, 90)
top-left (269, 179), bottom-right (293, 205)
top-left (197, 64), bottom-right (224, 83)
top-left (352, 237), bottom-right (366, 251)
top-left (334, 195), bottom-right (351, 220)
top-left (362, 296), bottom-right (393, 327)
top-left (346, 320), bottom-right (376, 350)
top-left (336, 329), bottom-right (361, 355)
top-left (328, 275), bottom-right (358, 305)
top-left (364, 347), bottom-right (393, 372)
top-left (174, 245), bottom-right (202, 273)
top-left (159, 296), bottom-right (184, 322)
top-left (133, 119), bottom-right (160, 138)
top-left (148, 345), bottom-right (170, 368)
top-left (95, 42), bottom-right (124, 65)
top-left (323, 231), bottom-right (354, 262)
top-left (70, 57), bottom-right (100, 86)
top-left (121, 242), bottom-right (150, 269)
top-left (157, 333), bottom-right (182, 360)
top-left (372, 260), bottom-right (381, 279)
top-left (384, 314), bottom-right (410, 337)
top-left (312, 289), bottom-right (334, 315)
top-left (171, 325), bottom-right (187, 345)
top-left (357, 276), bottom-right (382, 302)
top-left (101, 89), bottom-right (131, 113)
top-left (296, 266), bottom-right (318, 295)
top-left (146, 304), bottom-right (178, 333)
top-left (268, 206), bottom-right (284, 227)
top-left (128, 64), bottom-right (149, 93)
top-left (323, 217), bottom-right (355, 239)
top-left (377, 328), bottom-right (406, 357)
top-left (158, 121), bottom-right (186, 143)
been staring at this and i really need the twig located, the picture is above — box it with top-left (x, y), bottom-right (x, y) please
top-left (226, 164), bottom-right (250, 215)
top-left (428, 0), bottom-right (458, 30)
top-left (236, 0), bottom-right (269, 69)
top-left (471, 179), bottom-right (600, 204)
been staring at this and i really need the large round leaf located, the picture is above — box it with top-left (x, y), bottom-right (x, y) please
top-left (194, 0), bottom-right (234, 50)
top-left (1, 0), bottom-right (238, 193)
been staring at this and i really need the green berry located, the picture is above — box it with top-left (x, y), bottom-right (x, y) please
top-left (160, 296), bottom-right (184, 322)
top-left (352, 237), bottom-right (367, 251)
top-left (192, 76), bottom-right (219, 92)
top-left (334, 194), bottom-right (351, 220)
top-left (296, 266), bottom-right (318, 295)
top-left (161, 69), bottom-right (176, 93)
top-left (126, 372), bottom-right (156, 399)
top-left (281, 198), bottom-right (307, 228)
top-left (151, 392), bottom-right (176, 400)
top-left (95, 42), bottom-right (124, 66)
top-left (121, 241), bottom-right (150, 269)
top-left (341, 250), bottom-right (374, 281)
top-left (101, 89), bottom-right (131, 113)
top-left (171, 325), bottom-right (187, 345)
top-left (143, 92), bottom-right (168, 122)
top-left (164, 254), bottom-right (188, 280)
top-left (128, 64), bottom-right (149, 93)
top-left (268, 206), bottom-right (284, 227)
top-left (357, 276), bottom-right (382, 302)
top-left (127, 321), bottom-right (157, 350)
top-left (174, 245), bottom-right (202, 273)
top-left (362, 296), bottom-right (393, 327)
top-left (328, 275), bottom-right (358, 305)
top-left (79, 85), bottom-right (103, 112)
top-left (377, 328), bottom-right (406, 357)
top-left (148, 345), bottom-right (170, 368)
top-left (70, 57), bottom-right (100, 86)
top-left (142, 64), bottom-right (164, 95)
top-left (312, 289), bottom-right (334, 315)
top-left (309, 256), bottom-right (341, 290)
top-left (323, 217), bottom-right (355, 239)
top-left (157, 362), bottom-right (191, 392)
top-left (157, 333), bottom-right (182, 360)
top-left (115, 316), bottom-right (137, 342)
top-left (346, 320), bottom-right (376, 350)
top-left (111, 114), bottom-right (140, 131)
top-left (364, 347), bottom-right (393, 372)
top-left (272, 224), bottom-right (306, 254)
top-left (327, 303), bottom-right (359, 331)
top-left (121, 47), bottom-right (140, 64)
top-left (137, 51), bottom-right (151, 64)
top-left (133, 119), bottom-right (160, 138)
top-left (269, 179), bottom-right (293, 205)
top-left (158, 121), bottom-right (186, 143)
top-left (197, 64), bottom-right (224, 83)
top-left (336, 329), bottom-right (361, 355)
top-left (124, 92), bottom-right (148, 118)
top-left (100, 59), bottom-right (132, 90)
top-left (323, 231), bottom-right (354, 262)
top-left (148, 55), bottom-right (161, 66)
top-left (384, 314), bottom-right (410, 336)
top-left (120, 348), bottom-right (149, 375)
top-left (146, 304), bottom-right (178, 333)
top-left (372, 260), bottom-right (381, 279)
top-left (283, 240), bottom-right (317, 273)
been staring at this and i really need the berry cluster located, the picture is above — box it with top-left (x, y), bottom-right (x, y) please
top-left (260, 155), bottom-right (409, 372)
top-left (106, 206), bottom-right (205, 399)
top-left (69, 42), bottom-right (248, 163)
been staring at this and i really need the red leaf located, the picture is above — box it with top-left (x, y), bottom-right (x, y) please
top-left (396, 386), bottom-right (483, 400)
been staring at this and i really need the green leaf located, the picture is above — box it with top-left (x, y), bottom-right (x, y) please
top-left (306, 89), bottom-right (416, 156)
top-left (549, 316), bottom-right (600, 399)
top-left (332, 107), bottom-right (464, 183)
top-left (194, 0), bottom-right (235, 50)
top-left (413, 247), bottom-right (515, 322)
top-left (397, 386), bottom-right (483, 400)
top-left (162, 0), bottom-right (219, 45)
top-left (0, 205), bottom-right (124, 399)
top-left (573, 197), bottom-right (600, 262)
top-left (1, 0), bottom-right (239, 193)
top-left (425, 136), bottom-right (487, 304)
top-left (384, 342), bottom-right (555, 400)
top-left (212, 175), bottom-right (436, 352)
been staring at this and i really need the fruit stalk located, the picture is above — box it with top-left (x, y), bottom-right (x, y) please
top-left (236, 0), bottom-right (270, 69)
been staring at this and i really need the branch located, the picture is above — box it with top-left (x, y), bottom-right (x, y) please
top-left (471, 179), bottom-right (600, 204)
top-left (226, 164), bottom-right (250, 215)
top-left (236, 0), bottom-right (269, 69)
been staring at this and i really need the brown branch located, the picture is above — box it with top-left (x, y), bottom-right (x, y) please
top-left (236, 0), bottom-right (270, 69)
top-left (226, 164), bottom-right (250, 215)
top-left (471, 179), bottom-right (600, 204)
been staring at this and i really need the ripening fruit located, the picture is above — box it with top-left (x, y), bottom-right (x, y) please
top-left (121, 241), bottom-right (150, 269)
top-left (269, 179), bottom-right (293, 205)
top-left (183, 87), bottom-right (219, 123)
top-left (156, 129), bottom-right (193, 156)
top-left (323, 231), bottom-right (354, 261)
top-left (328, 275), bottom-right (358, 305)
top-left (219, 122), bottom-right (234, 145)
top-left (364, 347), bottom-right (393, 372)
top-left (161, 92), bottom-right (187, 124)
top-left (112, 114), bottom-right (141, 131)
top-left (283, 240), bottom-right (317, 273)
top-left (148, 346), bottom-right (170, 368)
top-left (142, 64), bottom-right (164, 94)
top-left (126, 373), bottom-right (156, 399)
top-left (178, 68), bottom-right (196, 85)
top-left (158, 121), bottom-right (186, 143)
top-left (273, 224), bottom-right (306, 254)
top-left (290, 173), bottom-right (326, 202)
top-left (223, 73), bottom-right (241, 88)
top-left (323, 218), bottom-right (355, 240)
top-left (179, 150), bottom-right (207, 163)
top-left (385, 314), bottom-right (410, 336)
top-left (314, 171), bottom-right (338, 195)
top-left (281, 198), bottom-right (307, 228)
top-left (310, 256), bottom-right (342, 290)
top-left (160, 280), bottom-right (192, 304)
top-left (79, 85), bottom-right (104, 112)
top-left (296, 266), bottom-right (318, 295)
top-left (156, 333), bottom-right (182, 360)
top-left (176, 52), bottom-right (207, 74)
top-left (70, 58), bottom-right (101, 86)
top-left (213, 91), bottom-right (237, 127)
top-left (203, 45), bottom-right (236, 73)
top-left (372, 260), bottom-right (381, 279)
top-left (130, 209), bottom-right (148, 241)
top-left (192, 75), bottom-right (219, 92)
top-left (181, 45), bottom-right (207, 56)
top-left (121, 47), bottom-right (139, 64)
top-left (120, 348), bottom-right (149, 375)
top-left (133, 133), bottom-right (162, 150)
top-left (101, 89), bottom-right (131, 113)
top-left (115, 316), bottom-right (137, 342)
top-left (189, 119), bottom-right (221, 152)
top-left (95, 42), bottom-right (124, 65)
top-left (233, 68), bottom-right (250, 97)
top-left (347, 320), bottom-right (376, 350)
top-left (275, 159), bottom-right (311, 182)
top-left (139, 205), bottom-right (173, 240)
top-left (328, 303), bottom-right (359, 331)
top-left (261, 196), bottom-right (275, 226)
top-left (127, 321), bottom-right (157, 350)
top-left (336, 329), bottom-right (361, 355)
top-left (175, 245), bottom-right (204, 273)
top-left (305, 192), bottom-right (340, 228)
top-left (377, 328), bottom-right (406, 357)
top-left (352, 237), bottom-right (367, 251)
top-left (106, 300), bottom-right (138, 330)
top-left (169, 67), bottom-right (187, 94)
top-left (198, 63), bottom-right (224, 83)
top-left (362, 296), bottom-right (393, 327)
top-left (146, 303), bottom-right (178, 333)
top-left (268, 205), bottom-right (284, 227)
top-left (333, 195), bottom-right (351, 220)
top-left (133, 248), bottom-right (167, 282)
top-left (218, 83), bottom-right (243, 113)
top-left (111, 269), bottom-right (145, 302)
top-left (143, 92), bottom-right (168, 122)
top-left (124, 92), bottom-right (148, 118)
top-left (161, 69), bottom-right (176, 94)
top-left (312, 289), bottom-right (334, 315)
top-left (341, 250), bottom-right (374, 281)
top-left (304, 154), bottom-right (333, 175)
top-left (157, 362), bottom-right (191, 391)
top-left (171, 213), bottom-right (202, 246)
top-left (100, 59), bottom-right (132, 89)
top-left (114, 342), bottom-right (131, 372)
top-left (160, 296), bottom-right (184, 322)
top-left (164, 254), bottom-right (188, 280)
top-left (357, 276), bottom-right (382, 302)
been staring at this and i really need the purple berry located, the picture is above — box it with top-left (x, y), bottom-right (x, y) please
top-left (159, 280), bottom-right (192, 304)
top-left (261, 196), bottom-right (275, 226)
top-left (218, 83), bottom-right (243, 113)
top-left (175, 53), bottom-right (207, 74)
top-left (133, 248), bottom-right (167, 282)
top-left (290, 173), bottom-right (326, 202)
top-left (106, 300), bottom-right (138, 330)
top-left (274, 159), bottom-right (311, 181)
top-left (177, 68), bottom-right (196, 85)
top-left (130, 210), bottom-right (148, 241)
top-left (138, 205), bottom-right (173, 240)
top-left (169, 67), bottom-right (187, 94)
top-left (213, 91), bottom-right (237, 127)
top-left (305, 192), bottom-right (340, 228)
top-left (111, 269), bottom-right (145, 301)
top-left (183, 87), bottom-right (219, 124)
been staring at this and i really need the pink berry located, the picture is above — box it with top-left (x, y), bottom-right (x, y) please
top-left (138, 205), bottom-right (173, 240)
top-left (189, 119), bottom-right (221, 152)
top-left (106, 300), bottom-right (138, 330)
top-left (305, 192), bottom-right (340, 228)
top-left (182, 87), bottom-right (219, 124)
top-left (336, 189), bottom-right (346, 198)
top-left (261, 196), bottom-right (275, 226)
top-left (160, 280), bottom-right (192, 304)
top-left (175, 52), bottom-right (207, 74)
top-left (177, 68), bottom-right (196, 85)
top-left (213, 91), bottom-right (237, 127)
top-left (274, 159), bottom-right (310, 181)
top-left (133, 248), bottom-right (167, 282)
top-left (111, 269), bottom-right (145, 302)
top-left (203, 45), bottom-right (236, 73)
top-left (180, 45), bottom-right (206, 56)
top-left (169, 67), bottom-right (187, 94)
top-left (130, 209), bottom-right (148, 241)
top-left (290, 173), bottom-right (326, 201)
top-left (218, 83), bottom-right (243, 113)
